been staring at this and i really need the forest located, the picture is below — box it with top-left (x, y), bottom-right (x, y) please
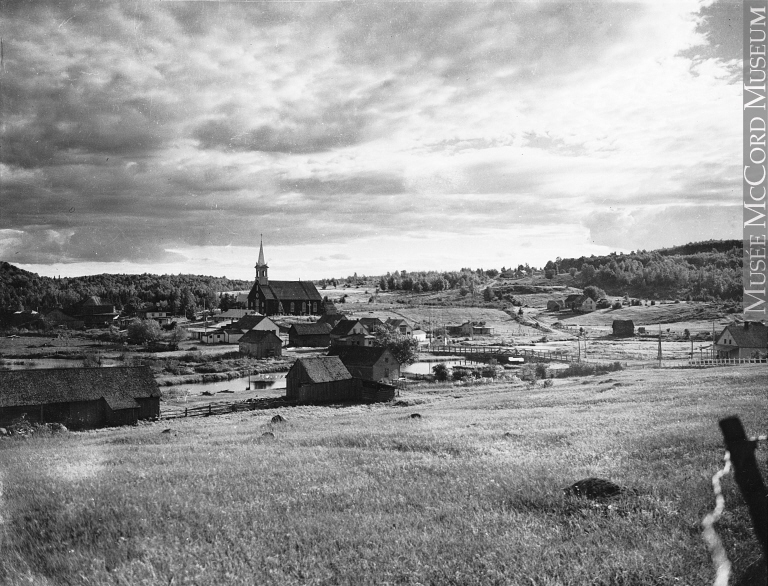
top-left (543, 240), bottom-right (743, 300)
top-left (0, 262), bottom-right (251, 315)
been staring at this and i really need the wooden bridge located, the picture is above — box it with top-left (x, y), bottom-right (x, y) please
top-left (428, 345), bottom-right (577, 363)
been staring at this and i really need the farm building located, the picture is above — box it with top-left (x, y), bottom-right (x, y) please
top-left (714, 322), bottom-right (767, 359)
top-left (200, 329), bottom-right (227, 344)
top-left (137, 306), bottom-right (171, 324)
top-left (288, 323), bottom-right (332, 347)
top-left (238, 330), bottom-right (283, 358)
top-left (546, 300), bottom-right (565, 311)
top-left (223, 315), bottom-right (280, 343)
top-left (412, 329), bottom-right (428, 343)
top-left (332, 332), bottom-right (376, 347)
top-left (212, 309), bottom-right (258, 323)
top-left (0, 367), bottom-right (160, 430)
top-left (612, 320), bottom-right (635, 337)
top-left (44, 308), bottom-right (84, 329)
top-left (74, 296), bottom-right (120, 327)
top-left (286, 357), bottom-right (356, 402)
top-left (328, 346), bottom-right (401, 382)
top-left (247, 239), bottom-right (324, 316)
top-left (564, 295), bottom-right (596, 313)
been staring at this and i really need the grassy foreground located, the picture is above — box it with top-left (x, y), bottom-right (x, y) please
top-left (1, 367), bottom-right (766, 585)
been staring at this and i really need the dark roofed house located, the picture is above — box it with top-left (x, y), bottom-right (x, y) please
top-left (247, 240), bottom-right (323, 316)
top-left (227, 315), bottom-right (280, 343)
top-left (328, 346), bottom-right (400, 382)
top-left (74, 296), bottom-right (119, 327)
top-left (358, 317), bottom-right (385, 332)
top-left (44, 308), bottom-right (85, 330)
top-left (317, 313), bottom-right (346, 328)
top-left (238, 330), bottom-right (283, 358)
top-left (286, 357), bottom-right (356, 403)
top-left (0, 366), bottom-right (160, 430)
top-left (289, 323), bottom-right (332, 347)
top-left (330, 319), bottom-right (369, 343)
top-left (385, 318), bottom-right (412, 336)
top-left (715, 322), bottom-right (767, 359)
top-left (612, 320), bottom-right (635, 337)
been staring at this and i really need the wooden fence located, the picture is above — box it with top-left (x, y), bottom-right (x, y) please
top-left (648, 357), bottom-right (768, 369)
top-left (162, 397), bottom-right (293, 420)
top-left (429, 345), bottom-right (577, 364)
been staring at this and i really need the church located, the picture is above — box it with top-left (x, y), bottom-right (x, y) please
top-left (247, 239), bottom-right (324, 316)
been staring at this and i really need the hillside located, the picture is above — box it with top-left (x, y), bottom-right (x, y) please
top-left (0, 261), bottom-right (251, 314)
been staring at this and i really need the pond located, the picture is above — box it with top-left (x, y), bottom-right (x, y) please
top-left (181, 373), bottom-right (286, 396)
top-left (403, 360), bottom-right (472, 375)
top-left (0, 358), bottom-right (121, 370)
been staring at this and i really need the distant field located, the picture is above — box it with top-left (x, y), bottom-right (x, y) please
top-left (1, 366), bottom-right (765, 585)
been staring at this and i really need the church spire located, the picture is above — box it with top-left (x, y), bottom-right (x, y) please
top-left (257, 234), bottom-right (266, 266)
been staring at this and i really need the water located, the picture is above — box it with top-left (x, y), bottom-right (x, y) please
top-left (180, 374), bottom-right (286, 396)
top-left (403, 360), bottom-right (470, 375)
top-left (0, 358), bottom-right (121, 370)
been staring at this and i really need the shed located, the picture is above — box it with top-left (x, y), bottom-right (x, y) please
top-left (546, 300), bottom-right (564, 311)
top-left (238, 330), bottom-right (283, 358)
top-left (0, 366), bottom-right (160, 429)
top-left (286, 357), bottom-right (356, 403)
top-left (612, 319), bottom-right (635, 337)
top-left (328, 346), bottom-right (401, 382)
top-left (288, 323), bottom-right (332, 347)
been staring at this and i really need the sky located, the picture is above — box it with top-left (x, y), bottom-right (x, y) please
top-left (0, 0), bottom-right (744, 281)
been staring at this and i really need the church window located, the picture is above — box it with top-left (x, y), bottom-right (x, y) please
top-left (290, 302), bottom-right (295, 313)
top-left (312, 302), bottom-right (317, 313)
top-left (302, 302), bottom-right (306, 313)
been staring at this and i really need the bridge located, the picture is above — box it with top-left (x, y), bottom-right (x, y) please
top-left (427, 345), bottom-right (577, 363)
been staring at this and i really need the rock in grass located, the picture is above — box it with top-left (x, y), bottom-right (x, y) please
top-left (261, 432), bottom-right (275, 439)
top-left (410, 413), bottom-right (422, 419)
top-left (161, 428), bottom-right (172, 434)
top-left (46, 422), bottom-right (67, 432)
top-left (271, 414), bottom-right (285, 424)
top-left (563, 478), bottom-right (631, 499)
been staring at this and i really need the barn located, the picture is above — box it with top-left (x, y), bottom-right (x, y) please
top-left (238, 330), bottom-right (283, 358)
top-left (612, 320), bottom-right (635, 337)
top-left (289, 323), bottom-right (332, 347)
top-left (327, 346), bottom-right (401, 382)
top-left (286, 357), bottom-right (356, 403)
top-left (546, 300), bottom-right (564, 311)
top-left (0, 367), bottom-right (160, 430)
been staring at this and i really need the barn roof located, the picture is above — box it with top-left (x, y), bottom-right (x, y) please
top-left (722, 322), bottom-right (767, 348)
top-left (564, 294), bottom-right (582, 303)
top-left (239, 329), bottom-right (282, 344)
top-left (233, 314), bottom-right (273, 331)
top-left (328, 346), bottom-right (397, 367)
top-left (612, 319), bottom-right (635, 326)
top-left (358, 317), bottom-right (384, 330)
top-left (294, 357), bottom-right (352, 383)
top-left (290, 323), bottom-right (332, 336)
top-left (0, 366), bottom-right (159, 411)
top-left (317, 313), bottom-right (346, 327)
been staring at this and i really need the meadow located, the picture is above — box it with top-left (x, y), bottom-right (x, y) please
top-left (1, 366), bottom-right (766, 585)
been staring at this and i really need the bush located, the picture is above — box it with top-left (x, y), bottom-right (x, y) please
top-left (556, 361), bottom-right (624, 378)
top-left (543, 379), bottom-right (553, 388)
top-left (432, 363), bottom-right (450, 382)
top-left (535, 363), bottom-right (549, 379)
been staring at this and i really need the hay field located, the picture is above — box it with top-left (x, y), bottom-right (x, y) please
top-left (1, 366), bottom-right (766, 585)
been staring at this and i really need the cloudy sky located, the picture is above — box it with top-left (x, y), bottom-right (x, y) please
top-left (0, 0), bottom-right (743, 281)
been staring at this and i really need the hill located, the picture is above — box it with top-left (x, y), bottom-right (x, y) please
top-left (0, 261), bottom-right (251, 314)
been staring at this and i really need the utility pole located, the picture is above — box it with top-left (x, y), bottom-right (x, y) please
top-left (657, 324), bottom-right (662, 367)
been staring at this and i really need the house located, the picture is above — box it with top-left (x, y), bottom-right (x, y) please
top-left (222, 315), bottom-right (280, 343)
top-left (328, 346), bottom-right (401, 382)
top-left (238, 330), bottom-right (283, 358)
top-left (411, 329), bottom-right (428, 343)
top-left (138, 306), bottom-right (171, 324)
top-left (75, 296), bottom-right (120, 327)
top-left (330, 319), bottom-right (370, 344)
top-left (9, 310), bottom-right (44, 329)
top-left (286, 357), bottom-right (356, 402)
top-left (332, 332), bottom-right (376, 347)
top-left (358, 317), bottom-right (385, 333)
top-left (247, 239), bottom-right (323, 316)
top-left (288, 323), bottom-right (332, 347)
top-left (44, 308), bottom-right (84, 330)
top-left (612, 319), bottom-right (635, 337)
top-left (385, 318), bottom-right (412, 336)
top-left (714, 322), bottom-right (767, 359)
top-left (212, 309), bottom-right (258, 324)
top-left (0, 366), bottom-right (160, 430)
top-left (565, 295), bottom-right (596, 313)
top-left (317, 313), bottom-right (346, 328)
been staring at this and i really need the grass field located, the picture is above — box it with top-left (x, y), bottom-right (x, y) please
top-left (1, 366), bottom-right (766, 585)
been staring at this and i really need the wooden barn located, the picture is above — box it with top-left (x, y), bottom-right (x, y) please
top-left (74, 296), bottom-right (120, 327)
top-left (328, 346), bottom-right (400, 382)
top-left (0, 367), bottom-right (160, 430)
top-left (239, 330), bottom-right (283, 358)
top-left (317, 313), bottom-right (347, 328)
top-left (546, 300), bottom-right (564, 311)
top-left (612, 319), bottom-right (635, 337)
top-left (44, 308), bottom-right (85, 329)
top-left (286, 357), bottom-right (356, 403)
top-left (288, 323), bottom-right (332, 347)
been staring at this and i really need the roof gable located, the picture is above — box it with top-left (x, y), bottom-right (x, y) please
top-left (239, 330), bottom-right (282, 344)
top-left (0, 367), bottom-right (159, 410)
top-left (328, 346), bottom-right (397, 366)
top-left (293, 356), bottom-right (352, 383)
top-left (290, 323), bottom-right (332, 336)
top-left (721, 322), bottom-right (767, 348)
top-left (267, 281), bottom-right (323, 302)
top-left (330, 319), bottom-right (368, 336)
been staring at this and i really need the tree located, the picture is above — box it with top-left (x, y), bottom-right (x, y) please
top-left (583, 285), bottom-right (606, 301)
top-left (544, 269), bottom-right (555, 279)
top-left (373, 325), bottom-right (419, 365)
top-left (432, 362), bottom-right (449, 381)
top-left (166, 326), bottom-right (188, 350)
top-left (569, 267), bottom-right (577, 278)
top-left (483, 287), bottom-right (494, 302)
top-left (127, 319), bottom-right (163, 345)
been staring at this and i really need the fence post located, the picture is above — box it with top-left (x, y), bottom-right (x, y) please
top-left (208, 404), bottom-right (212, 415)
top-left (185, 408), bottom-right (188, 417)
top-left (719, 417), bottom-right (768, 560)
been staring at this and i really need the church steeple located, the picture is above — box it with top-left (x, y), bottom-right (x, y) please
top-left (255, 234), bottom-right (269, 286)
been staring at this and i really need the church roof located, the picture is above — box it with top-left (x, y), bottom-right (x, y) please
top-left (257, 237), bottom-right (267, 267)
top-left (266, 281), bottom-right (323, 302)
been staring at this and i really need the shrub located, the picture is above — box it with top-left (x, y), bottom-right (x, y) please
top-left (432, 363), bottom-right (450, 382)
top-left (535, 363), bottom-right (549, 379)
top-left (556, 361), bottom-right (624, 378)
top-left (543, 379), bottom-right (554, 388)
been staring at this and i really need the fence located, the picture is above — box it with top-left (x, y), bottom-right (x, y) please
top-left (648, 357), bottom-right (767, 369)
top-left (162, 397), bottom-right (293, 419)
